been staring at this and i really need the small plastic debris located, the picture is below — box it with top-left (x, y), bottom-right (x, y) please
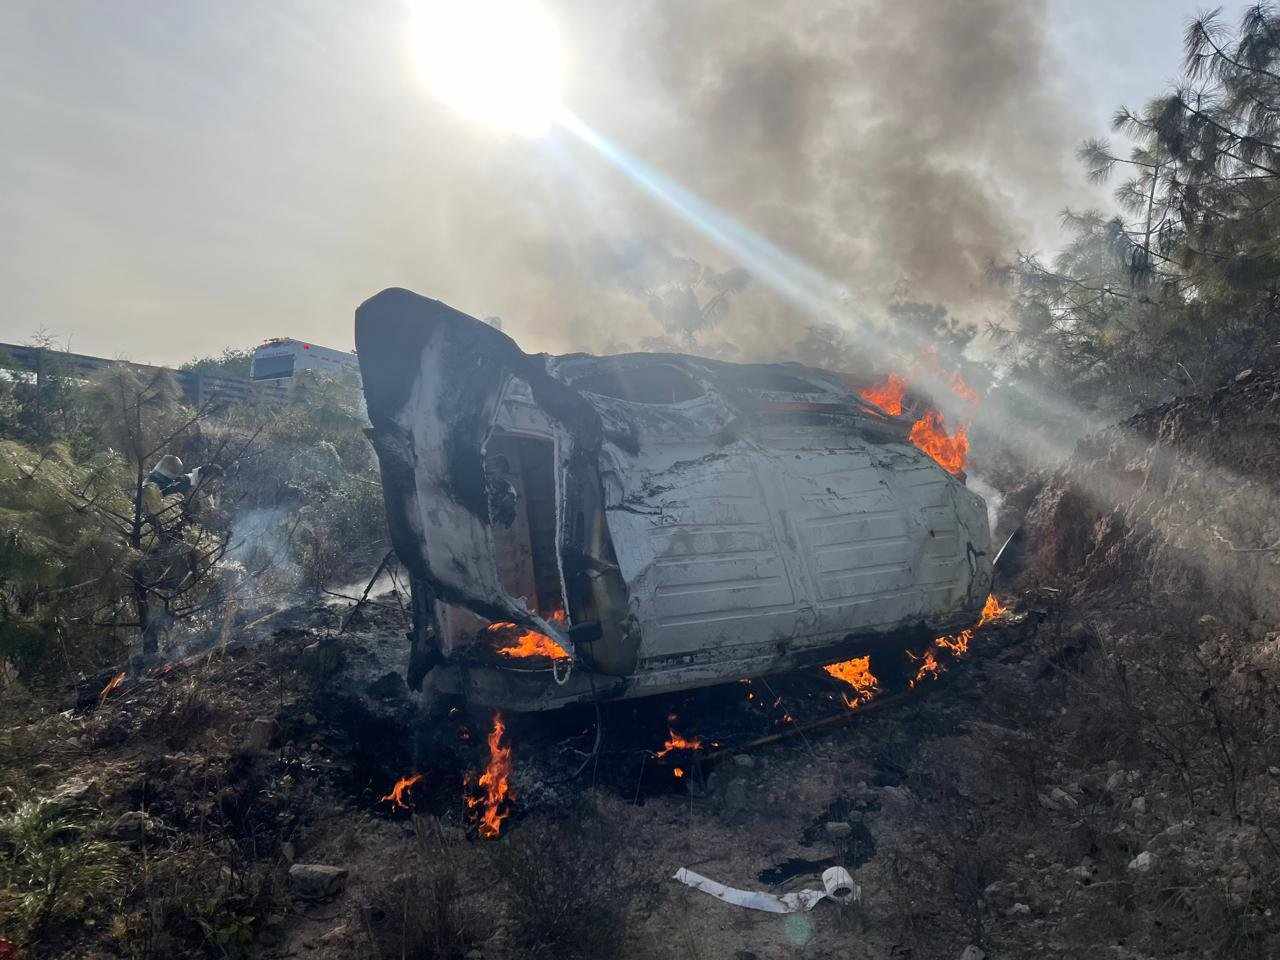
top-left (672, 865), bottom-right (859, 914)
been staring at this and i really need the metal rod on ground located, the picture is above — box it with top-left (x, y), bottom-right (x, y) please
top-left (700, 690), bottom-right (913, 768)
top-left (759, 676), bottom-right (818, 760)
top-left (339, 550), bottom-right (396, 634)
top-left (633, 753), bottom-right (648, 805)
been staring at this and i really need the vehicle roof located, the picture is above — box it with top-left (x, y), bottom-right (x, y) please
top-left (255, 337), bottom-right (356, 355)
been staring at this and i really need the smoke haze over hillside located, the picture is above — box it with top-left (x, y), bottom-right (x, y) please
top-left (0, 0), bottom-right (1233, 363)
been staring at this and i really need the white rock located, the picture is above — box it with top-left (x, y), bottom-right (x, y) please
top-left (1149, 820), bottom-right (1194, 852)
top-left (1128, 851), bottom-right (1155, 874)
top-left (1105, 770), bottom-right (1125, 792)
top-left (289, 863), bottom-right (349, 900)
top-left (1131, 796), bottom-right (1147, 814)
top-left (1040, 786), bottom-right (1079, 811)
top-left (47, 777), bottom-right (95, 812)
top-left (245, 717), bottom-right (276, 751)
top-left (1049, 786), bottom-right (1078, 809)
top-left (104, 810), bottom-right (159, 842)
top-left (959, 947), bottom-right (986, 960)
top-left (1005, 902), bottom-right (1031, 917)
top-left (1068, 864), bottom-right (1093, 882)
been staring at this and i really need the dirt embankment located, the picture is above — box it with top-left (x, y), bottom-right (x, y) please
top-left (1023, 363), bottom-right (1280, 631)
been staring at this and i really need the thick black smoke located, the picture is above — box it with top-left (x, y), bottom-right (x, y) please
top-left (426, 0), bottom-right (1089, 360)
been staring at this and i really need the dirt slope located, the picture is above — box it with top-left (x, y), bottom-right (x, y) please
top-left (1024, 362), bottom-right (1280, 629)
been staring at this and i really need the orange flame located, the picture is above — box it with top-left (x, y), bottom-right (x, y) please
top-left (655, 729), bottom-right (702, 758)
top-left (934, 630), bottom-right (971, 656)
top-left (673, 767), bottom-right (686, 779)
top-left (945, 370), bottom-right (980, 405)
top-left (858, 373), bottom-right (971, 474)
top-left (908, 410), bottom-right (969, 476)
top-left (381, 772), bottom-right (424, 811)
top-left (908, 649), bottom-right (943, 688)
top-left (916, 345), bottom-right (982, 406)
top-left (488, 607), bottom-right (569, 661)
top-left (823, 656), bottom-right (880, 709)
top-left (979, 593), bottom-right (1006, 622)
top-left (910, 594), bottom-right (1007, 687)
top-left (859, 373), bottom-right (907, 416)
top-left (466, 712), bottom-right (513, 839)
top-left (99, 671), bottom-right (126, 705)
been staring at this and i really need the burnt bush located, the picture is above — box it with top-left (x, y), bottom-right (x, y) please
top-left (883, 739), bottom-right (1017, 957)
top-left (493, 799), bottom-right (658, 960)
top-left (957, 597), bottom-right (1280, 959)
top-left (357, 816), bottom-right (492, 960)
top-left (117, 841), bottom-right (283, 960)
top-left (142, 679), bottom-right (218, 751)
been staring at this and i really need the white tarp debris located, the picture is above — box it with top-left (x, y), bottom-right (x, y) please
top-left (672, 866), bottom-right (859, 914)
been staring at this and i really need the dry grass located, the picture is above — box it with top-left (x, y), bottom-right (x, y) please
top-left (141, 678), bottom-right (218, 750)
top-left (357, 816), bottom-right (494, 960)
top-left (492, 800), bottom-right (660, 960)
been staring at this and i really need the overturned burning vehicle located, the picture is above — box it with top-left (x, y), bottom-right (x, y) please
top-left (356, 288), bottom-right (992, 711)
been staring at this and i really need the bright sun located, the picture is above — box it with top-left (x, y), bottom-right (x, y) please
top-left (408, 0), bottom-right (564, 137)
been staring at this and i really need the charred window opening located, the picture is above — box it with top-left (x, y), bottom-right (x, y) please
top-left (486, 434), bottom-right (564, 618)
top-left (573, 363), bottom-right (704, 404)
top-left (250, 354), bottom-right (295, 380)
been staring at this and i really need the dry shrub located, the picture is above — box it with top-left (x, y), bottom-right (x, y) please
top-left (494, 798), bottom-right (659, 960)
top-left (120, 840), bottom-right (283, 960)
top-left (143, 679), bottom-right (218, 750)
top-left (885, 739), bottom-right (1015, 957)
top-left (991, 601), bottom-right (1280, 958)
top-left (358, 817), bottom-right (492, 960)
top-left (1053, 611), bottom-right (1280, 825)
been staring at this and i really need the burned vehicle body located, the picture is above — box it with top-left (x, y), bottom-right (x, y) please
top-left (356, 288), bottom-right (992, 711)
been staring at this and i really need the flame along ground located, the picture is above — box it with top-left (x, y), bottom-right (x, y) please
top-left (99, 671), bottom-right (126, 705)
top-left (466, 712), bottom-right (514, 838)
top-left (821, 655), bottom-right (879, 708)
top-left (487, 607), bottom-right (569, 660)
top-left (380, 772), bottom-right (424, 812)
top-left (654, 728), bottom-right (702, 758)
top-left (858, 368), bottom-right (974, 476)
top-left (823, 594), bottom-right (1008, 705)
top-left (465, 597), bottom-right (1006, 806)
top-left (910, 593), bottom-right (1008, 688)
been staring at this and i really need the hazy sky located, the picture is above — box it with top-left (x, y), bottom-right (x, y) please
top-left (1, 1), bottom-right (1255, 365)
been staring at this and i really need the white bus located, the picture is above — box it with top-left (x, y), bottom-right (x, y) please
top-left (249, 338), bottom-right (360, 387)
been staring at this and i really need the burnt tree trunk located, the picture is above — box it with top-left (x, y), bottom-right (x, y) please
top-left (129, 467), bottom-right (158, 658)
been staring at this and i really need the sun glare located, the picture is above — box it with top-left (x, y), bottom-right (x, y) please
top-left (408, 0), bottom-right (564, 137)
